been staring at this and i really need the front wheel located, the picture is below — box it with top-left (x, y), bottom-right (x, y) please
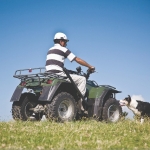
top-left (45, 92), bottom-right (77, 122)
top-left (102, 98), bottom-right (122, 123)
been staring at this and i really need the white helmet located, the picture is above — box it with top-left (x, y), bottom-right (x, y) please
top-left (54, 32), bottom-right (69, 41)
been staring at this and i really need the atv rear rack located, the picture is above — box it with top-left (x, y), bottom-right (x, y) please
top-left (13, 67), bottom-right (67, 80)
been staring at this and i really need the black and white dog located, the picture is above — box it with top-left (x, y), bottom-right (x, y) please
top-left (120, 95), bottom-right (150, 123)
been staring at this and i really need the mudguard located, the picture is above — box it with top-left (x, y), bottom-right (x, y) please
top-left (38, 82), bottom-right (61, 101)
top-left (38, 81), bottom-right (77, 102)
top-left (93, 89), bottom-right (121, 118)
top-left (10, 86), bottom-right (24, 102)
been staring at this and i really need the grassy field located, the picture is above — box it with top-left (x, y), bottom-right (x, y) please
top-left (0, 119), bottom-right (150, 150)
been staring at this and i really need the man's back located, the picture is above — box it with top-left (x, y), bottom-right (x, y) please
top-left (46, 43), bottom-right (76, 73)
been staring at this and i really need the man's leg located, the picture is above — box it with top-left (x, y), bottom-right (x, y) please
top-left (69, 74), bottom-right (86, 96)
top-left (69, 74), bottom-right (86, 113)
top-left (57, 72), bottom-right (86, 96)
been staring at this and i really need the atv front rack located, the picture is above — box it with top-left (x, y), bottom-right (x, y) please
top-left (99, 85), bottom-right (116, 89)
top-left (99, 85), bottom-right (122, 93)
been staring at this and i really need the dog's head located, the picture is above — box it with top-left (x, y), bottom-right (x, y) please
top-left (120, 95), bottom-right (131, 106)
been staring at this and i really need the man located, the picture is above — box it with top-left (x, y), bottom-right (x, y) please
top-left (33, 32), bottom-right (95, 112)
top-left (46, 32), bottom-right (95, 96)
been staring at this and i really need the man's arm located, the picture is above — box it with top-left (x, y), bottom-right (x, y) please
top-left (74, 57), bottom-right (95, 70)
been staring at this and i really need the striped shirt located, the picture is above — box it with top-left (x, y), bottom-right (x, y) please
top-left (46, 44), bottom-right (76, 73)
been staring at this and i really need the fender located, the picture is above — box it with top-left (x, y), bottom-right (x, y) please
top-left (10, 87), bottom-right (36, 102)
top-left (93, 89), bottom-right (121, 118)
top-left (38, 82), bottom-right (76, 101)
top-left (10, 86), bottom-right (24, 102)
top-left (38, 82), bottom-right (61, 101)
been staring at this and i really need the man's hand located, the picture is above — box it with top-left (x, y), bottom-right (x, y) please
top-left (88, 66), bottom-right (95, 73)
top-left (89, 66), bottom-right (95, 71)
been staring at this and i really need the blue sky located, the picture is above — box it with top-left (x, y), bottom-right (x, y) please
top-left (0, 0), bottom-right (150, 120)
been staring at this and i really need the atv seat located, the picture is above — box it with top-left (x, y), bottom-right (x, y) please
top-left (41, 71), bottom-right (68, 80)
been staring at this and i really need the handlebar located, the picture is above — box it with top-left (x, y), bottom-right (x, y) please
top-left (85, 69), bottom-right (95, 79)
top-left (66, 66), bottom-right (95, 80)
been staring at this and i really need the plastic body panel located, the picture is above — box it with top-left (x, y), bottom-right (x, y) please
top-left (10, 86), bottom-right (24, 102)
top-left (86, 80), bottom-right (121, 118)
top-left (38, 83), bottom-right (61, 101)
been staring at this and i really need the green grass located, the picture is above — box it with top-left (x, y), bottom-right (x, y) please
top-left (0, 119), bottom-right (150, 150)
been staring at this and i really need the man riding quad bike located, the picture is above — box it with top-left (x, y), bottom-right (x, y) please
top-left (11, 32), bottom-right (122, 122)
top-left (10, 66), bottom-right (122, 122)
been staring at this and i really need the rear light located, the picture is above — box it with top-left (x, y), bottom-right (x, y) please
top-left (29, 68), bottom-right (32, 72)
top-left (47, 79), bottom-right (53, 84)
top-left (20, 81), bottom-right (26, 86)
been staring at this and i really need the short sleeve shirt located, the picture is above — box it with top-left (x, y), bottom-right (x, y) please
top-left (45, 44), bottom-right (76, 72)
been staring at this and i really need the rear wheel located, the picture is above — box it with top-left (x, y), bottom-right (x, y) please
top-left (12, 93), bottom-right (43, 121)
top-left (102, 98), bottom-right (122, 123)
top-left (45, 92), bottom-right (77, 122)
top-left (12, 102), bottom-right (22, 120)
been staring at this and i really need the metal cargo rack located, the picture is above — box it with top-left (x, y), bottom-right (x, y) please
top-left (13, 67), bottom-right (67, 81)
top-left (99, 85), bottom-right (116, 89)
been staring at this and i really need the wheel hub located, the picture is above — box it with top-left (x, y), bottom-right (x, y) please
top-left (108, 105), bottom-right (120, 122)
top-left (25, 102), bottom-right (41, 120)
top-left (58, 99), bottom-right (73, 119)
top-left (25, 102), bottom-right (34, 117)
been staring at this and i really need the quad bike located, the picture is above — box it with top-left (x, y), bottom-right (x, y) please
top-left (10, 66), bottom-right (122, 122)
